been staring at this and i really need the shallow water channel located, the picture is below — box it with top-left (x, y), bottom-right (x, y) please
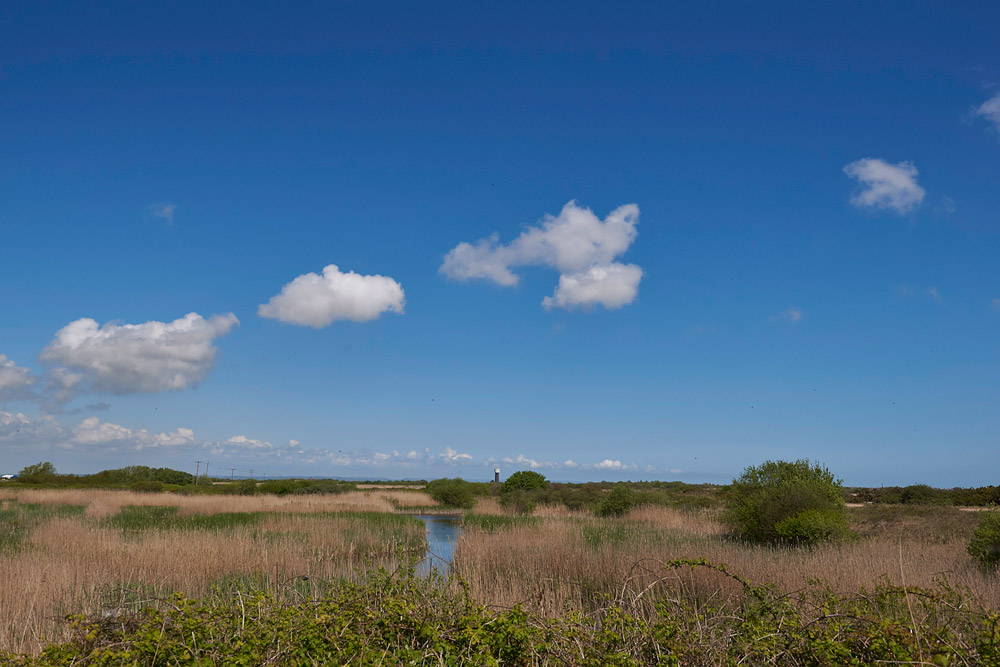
top-left (415, 514), bottom-right (462, 576)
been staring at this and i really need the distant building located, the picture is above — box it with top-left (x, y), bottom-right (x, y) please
top-left (494, 468), bottom-right (500, 483)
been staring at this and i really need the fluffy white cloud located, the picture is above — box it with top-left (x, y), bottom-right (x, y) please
top-left (974, 93), bottom-right (1000, 132)
top-left (440, 201), bottom-right (643, 310)
top-left (40, 312), bottom-right (239, 395)
top-left (258, 264), bottom-right (405, 328)
top-left (843, 158), bottom-right (925, 214)
top-left (542, 262), bottom-right (643, 310)
top-left (71, 417), bottom-right (196, 450)
top-left (0, 355), bottom-right (35, 404)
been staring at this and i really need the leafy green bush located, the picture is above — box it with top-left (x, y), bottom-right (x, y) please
top-left (425, 478), bottom-right (475, 509)
top-left (725, 459), bottom-right (852, 545)
top-left (596, 483), bottom-right (637, 517)
top-left (499, 470), bottom-right (547, 494)
top-left (967, 512), bottom-right (1000, 569)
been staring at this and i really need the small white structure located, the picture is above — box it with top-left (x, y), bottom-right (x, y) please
top-left (494, 468), bottom-right (501, 483)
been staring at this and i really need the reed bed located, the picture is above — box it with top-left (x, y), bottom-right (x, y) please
top-left (0, 495), bottom-right (425, 655)
top-left (0, 487), bottom-right (437, 516)
top-left (453, 505), bottom-right (1000, 616)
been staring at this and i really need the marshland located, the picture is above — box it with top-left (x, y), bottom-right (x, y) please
top-left (3, 466), bottom-right (1000, 664)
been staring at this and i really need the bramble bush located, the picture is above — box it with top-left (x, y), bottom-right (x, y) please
top-left (725, 459), bottom-right (852, 545)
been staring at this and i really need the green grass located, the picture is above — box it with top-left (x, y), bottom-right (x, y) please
top-left (462, 513), bottom-right (539, 531)
top-left (103, 506), bottom-right (263, 534)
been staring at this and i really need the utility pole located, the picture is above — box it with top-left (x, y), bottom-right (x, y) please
top-left (204, 462), bottom-right (210, 481)
top-left (195, 460), bottom-right (203, 482)
top-left (230, 468), bottom-right (236, 480)
top-left (249, 468), bottom-right (254, 480)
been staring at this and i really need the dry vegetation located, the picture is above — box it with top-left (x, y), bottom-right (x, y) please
top-left (0, 489), bottom-right (430, 655)
top-left (0, 487), bottom-right (436, 514)
top-left (4, 487), bottom-right (1000, 662)
top-left (453, 504), bottom-right (1000, 617)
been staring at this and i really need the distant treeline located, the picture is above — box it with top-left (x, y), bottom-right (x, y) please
top-left (847, 484), bottom-right (1000, 506)
top-left (6, 462), bottom-right (356, 496)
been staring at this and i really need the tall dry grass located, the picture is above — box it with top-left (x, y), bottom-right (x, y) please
top-left (0, 491), bottom-right (428, 655)
top-left (0, 487), bottom-right (436, 516)
top-left (453, 505), bottom-right (1000, 616)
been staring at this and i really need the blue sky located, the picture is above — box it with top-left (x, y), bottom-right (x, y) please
top-left (2, 1), bottom-right (999, 486)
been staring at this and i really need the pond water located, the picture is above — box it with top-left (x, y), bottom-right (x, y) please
top-left (415, 514), bottom-right (462, 576)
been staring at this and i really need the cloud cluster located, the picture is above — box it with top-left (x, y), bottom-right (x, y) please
top-left (71, 416), bottom-right (197, 450)
top-left (975, 93), bottom-right (1000, 132)
top-left (440, 201), bottom-right (643, 310)
top-left (40, 312), bottom-right (239, 395)
top-left (493, 453), bottom-right (644, 473)
top-left (843, 158), bottom-right (925, 214)
top-left (258, 264), bottom-right (405, 328)
top-left (0, 355), bottom-right (35, 404)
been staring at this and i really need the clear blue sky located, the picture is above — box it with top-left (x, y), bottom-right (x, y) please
top-left (2, 1), bottom-right (999, 486)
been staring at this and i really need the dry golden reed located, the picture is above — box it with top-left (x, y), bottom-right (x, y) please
top-left (452, 505), bottom-right (1000, 615)
top-left (0, 490), bottom-right (429, 655)
top-left (0, 487), bottom-right (436, 516)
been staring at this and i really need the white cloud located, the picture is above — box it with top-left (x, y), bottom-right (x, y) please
top-left (0, 355), bottom-right (35, 404)
top-left (0, 411), bottom-right (65, 451)
top-left (258, 264), bottom-right (405, 328)
top-left (926, 287), bottom-right (942, 302)
top-left (148, 202), bottom-right (176, 226)
top-left (40, 312), bottom-right (238, 395)
top-left (542, 262), bottom-right (643, 310)
top-left (440, 201), bottom-right (643, 310)
top-left (71, 417), bottom-right (197, 450)
top-left (974, 93), bottom-right (1000, 132)
top-left (843, 158), bottom-right (925, 214)
top-left (771, 307), bottom-right (803, 323)
top-left (439, 447), bottom-right (473, 464)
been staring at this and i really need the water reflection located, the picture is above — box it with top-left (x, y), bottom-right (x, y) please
top-left (416, 514), bottom-right (462, 576)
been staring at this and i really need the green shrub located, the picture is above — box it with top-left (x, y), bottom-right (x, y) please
top-left (128, 481), bottom-right (164, 494)
top-left (291, 480), bottom-right (354, 495)
top-left (596, 483), bottom-right (636, 517)
top-left (425, 478), bottom-right (475, 509)
top-left (725, 459), bottom-right (851, 545)
top-left (499, 471), bottom-right (547, 494)
top-left (967, 512), bottom-right (1000, 569)
top-left (17, 462), bottom-right (57, 484)
top-left (774, 508), bottom-right (850, 544)
top-left (224, 479), bottom-right (257, 496)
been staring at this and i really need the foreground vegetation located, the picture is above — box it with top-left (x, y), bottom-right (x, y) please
top-left (4, 559), bottom-right (1000, 665)
top-left (4, 459), bottom-right (1000, 664)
